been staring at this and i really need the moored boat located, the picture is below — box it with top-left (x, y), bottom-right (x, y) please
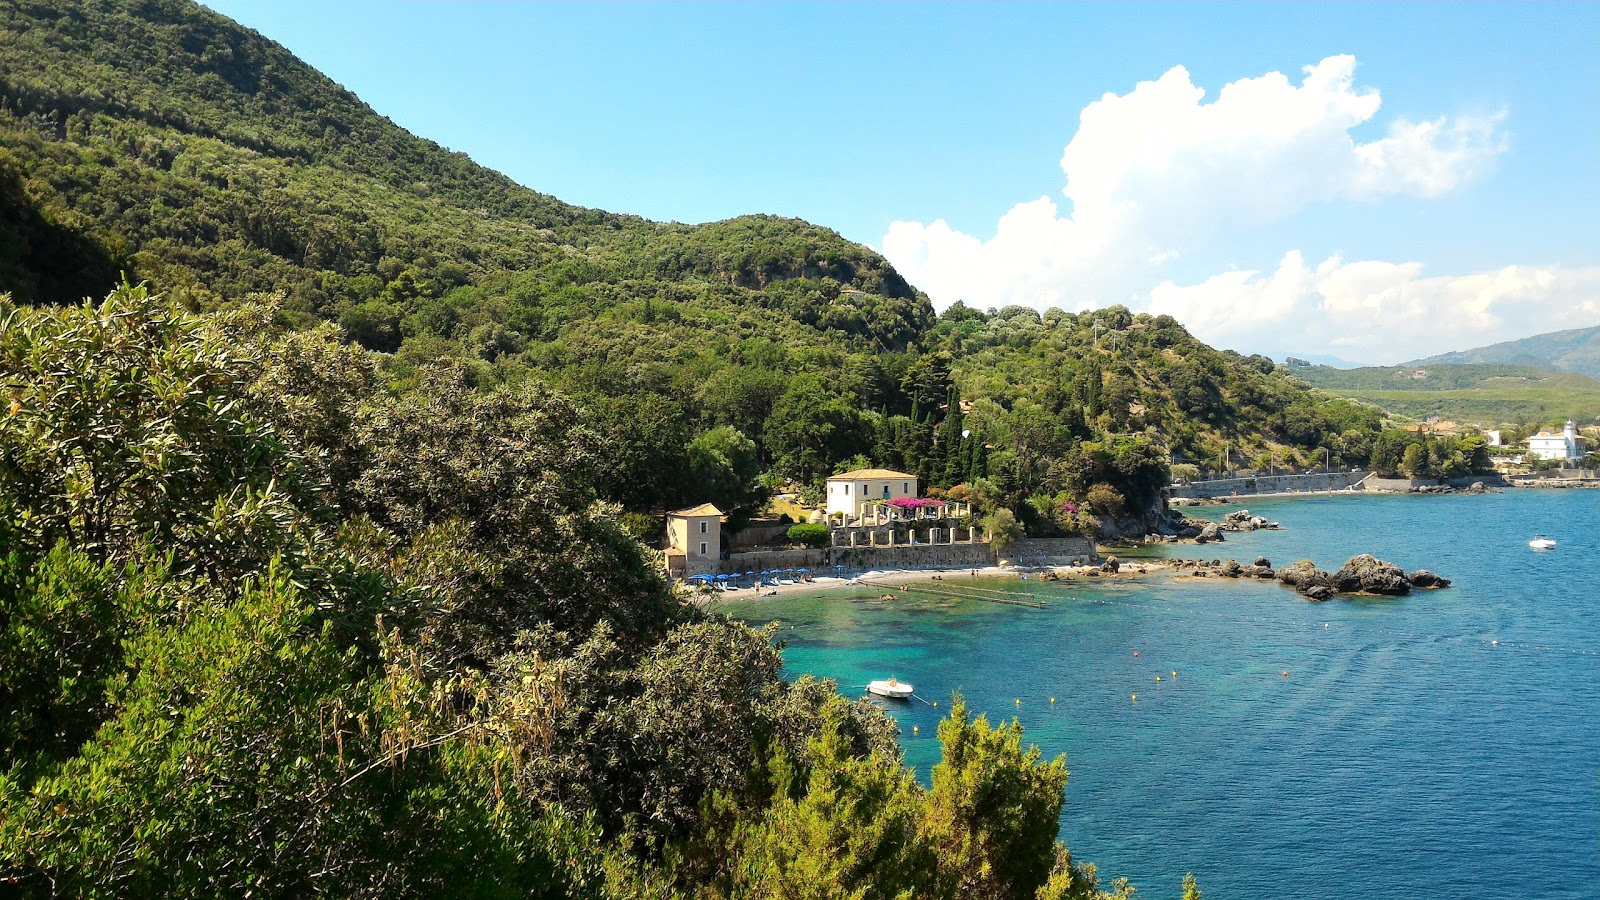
top-left (867, 678), bottom-right (914, 699)
top-left (1529, 534), bottom-right (1557, 550)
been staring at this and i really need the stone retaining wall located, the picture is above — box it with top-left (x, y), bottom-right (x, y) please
top-left (832, 543), bottom-right (996, 572)
top-left (1012, 537), bottom-right (1098, 565)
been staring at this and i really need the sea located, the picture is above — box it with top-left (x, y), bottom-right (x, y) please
top-left (723, 489), bottom-right (1599, 900)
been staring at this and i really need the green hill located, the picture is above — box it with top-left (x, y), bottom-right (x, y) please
top-left (1405, 325), bottom-right (1600, 379)
top-left (1285, 362), bottom-right (1600, 425)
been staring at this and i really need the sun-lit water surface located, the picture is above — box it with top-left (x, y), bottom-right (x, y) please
top-left (723, 490), bottom-right (1599, 900)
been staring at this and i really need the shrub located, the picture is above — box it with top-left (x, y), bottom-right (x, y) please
top-left (786, 523), bottom-right (831, 548)
top-left (619, 511), bottom-right (664, 544)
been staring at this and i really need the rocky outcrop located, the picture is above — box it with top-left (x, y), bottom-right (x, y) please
top-left (1172, 553), bottom-right (1448, 600)
top-left (1220, 509), bottom-right (1279, 532)
top-left (1099, 556), bottom-right (1121, 574)
top-left (1196, 522), bottom-right (1222, 543)
top-left (1333, 554), bottom-right (1411, 595)
top-left (1276, 559), bottom-right (1337, 599)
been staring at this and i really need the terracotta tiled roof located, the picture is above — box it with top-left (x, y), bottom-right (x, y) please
top-left (668, 503), bottom-right (724, 518)
top-left (828, 468), bottom-right (916, 481)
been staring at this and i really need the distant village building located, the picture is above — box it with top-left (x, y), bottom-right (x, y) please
top-left (1528, 420), bottom-right (1588, 462)
top-left (665, 503), bottom-right (723, 574)
top-left (825, 468), bottom-right (918, 522)
top-left (1486, 429), bottom-right (1502, 447)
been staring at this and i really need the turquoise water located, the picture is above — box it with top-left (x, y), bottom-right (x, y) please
top-left (724, 490), bottom-right (1600, 900)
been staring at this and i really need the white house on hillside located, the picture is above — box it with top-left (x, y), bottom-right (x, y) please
top-left (825, 468), bottom-right (917, 522)
top-left (1528, 421), bottom-right (1588, 462)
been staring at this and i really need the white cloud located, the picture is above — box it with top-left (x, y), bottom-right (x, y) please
top-left (1148, 254), bottom-right (1600, 364)
top-left (878, 54), bottom-right (1554, 361)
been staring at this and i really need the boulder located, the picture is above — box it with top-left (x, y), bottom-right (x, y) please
top-left (1468, 481), bottom-right (1486, 494)
top-left (1197, 522), bottom-right (1222, 543)
top-left (1277, 559), bottom-right (1337, 598)
top-left (1407, 569), bottom-right (1451, 589)
top-left (1253, 557), bottom-right (1272, 569)
top-left (1333, 554), bottom-right (1411, 595)
top-left (1100, 556), bottom-right (1121, 574)
top-left (1219, 559), bottom-right (1243, 578)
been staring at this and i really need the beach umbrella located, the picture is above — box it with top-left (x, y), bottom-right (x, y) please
top-left (833, 564), bottom-right (845, 571)
top-left (760, 570), bottom-right (771, 577)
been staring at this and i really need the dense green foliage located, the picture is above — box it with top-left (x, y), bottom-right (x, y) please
top-left (1366, 429), bottom-right (1495, 480)
top-left (0, 0), bottom-right (1390, 540)
top-left (0, 289), bottom-right (1165, 898)
top-left (1286, 362), bottom-right (1600, 425)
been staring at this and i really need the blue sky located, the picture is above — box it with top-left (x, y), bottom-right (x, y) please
top-left (203, 2), bottom-right (1598, 364)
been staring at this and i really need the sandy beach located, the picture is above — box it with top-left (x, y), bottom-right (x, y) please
top-left (696, 559), bottom-right (1174, 603)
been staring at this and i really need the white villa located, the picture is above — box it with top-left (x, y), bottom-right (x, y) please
top-left (825, 468), bottom-right (918, 522)
top-left (1528, 420), bottom-right (1588, 462)
top-left (665, 503), bottom-right (723, 575)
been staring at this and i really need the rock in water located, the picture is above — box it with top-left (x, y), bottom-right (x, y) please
top-left (1334, 554), bottom-right (1411, 595)
top-left (1219, 559), bottom-right (1243, 578)
top-left (1198, 522), bottom-right (1222, 543)
top-left (1278, 559), bottom-right (1337, 598)
top-left (1407, 569), bottom-right (1451, 589)
top-left (1253, 557), bottom-right (1272, 569)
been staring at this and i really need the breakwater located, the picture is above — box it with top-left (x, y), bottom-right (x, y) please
top-left (1169, 470), bottom-right (1367, 499)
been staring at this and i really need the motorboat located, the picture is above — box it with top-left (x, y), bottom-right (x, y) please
top-left (867, 678), bottom-right (914, 700)
top-left (1528, 535), bottom-right (1557, 551)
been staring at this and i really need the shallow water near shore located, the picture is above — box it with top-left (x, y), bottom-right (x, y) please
top-left (723, 490), bottom-right (1600, 900)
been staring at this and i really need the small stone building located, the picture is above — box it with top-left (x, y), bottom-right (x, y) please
top-left (665, 503), bottom-right (724, 575)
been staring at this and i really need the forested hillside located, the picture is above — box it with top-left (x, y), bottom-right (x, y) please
top-left (0, 0), bottom-right (1387, 529)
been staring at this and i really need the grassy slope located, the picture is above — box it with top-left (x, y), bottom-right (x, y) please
top-left (1288, 363), bottom-right (1600, 424)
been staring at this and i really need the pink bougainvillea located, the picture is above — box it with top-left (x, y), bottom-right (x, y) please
top-left (885, 497), bottom-right (946, 509)
top-left (1061, 502), bottom-right (1079, 514)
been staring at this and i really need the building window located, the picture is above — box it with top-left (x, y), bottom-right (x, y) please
top-left (903, 481), bottom-right (909, 493)
top-left (845, 483), bottom-right (850, 495)
top-left (699, 542), bottom-right (707, 555)
top-left (699, 521), bottom-right (708, 534)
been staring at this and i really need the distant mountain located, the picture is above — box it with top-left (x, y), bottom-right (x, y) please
top-left (1405, 326), bottom-right (1600, 379)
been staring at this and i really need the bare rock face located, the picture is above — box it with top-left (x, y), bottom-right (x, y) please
top-left (1407, 569), bottom-right (1451, 589)
top-left (1333, 554), bottom-right (1411, 595)
top-left (1302, 584), bottom-right (1334, 601)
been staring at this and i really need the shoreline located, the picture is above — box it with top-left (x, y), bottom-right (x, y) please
top-left (703, 559), bottom-right (1172, 604)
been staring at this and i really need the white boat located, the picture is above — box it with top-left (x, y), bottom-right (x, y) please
top-left (1529, 535), bottom-right (1557, 550)
top-left (867, 678), bottom-right (914, 700)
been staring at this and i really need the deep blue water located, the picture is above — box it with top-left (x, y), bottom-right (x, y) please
top-left (725, 490), bottom-right (1600, 900)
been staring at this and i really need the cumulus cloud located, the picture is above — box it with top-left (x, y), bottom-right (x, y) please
top-left (1148, 254), bottom-right (1600, 364)
top-left (877, 54), bottom-right (1572, 362)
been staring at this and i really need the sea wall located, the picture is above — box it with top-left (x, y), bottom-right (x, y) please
top-left (1169, 470), bottom-right (1367, 499)
top-left (1365, 474), bottom-right (1513, 491)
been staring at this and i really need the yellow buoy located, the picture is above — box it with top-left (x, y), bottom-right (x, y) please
top-left (932, 701), bottom-right (938, 707)
top-left (1172, 671), bottom-right (1177, 678)
top-left (1015, 698), bottom-right (1021, 705)
top-left (1131, 693), bottom-right (1138, 701)
top-left (913, 725), bottom-right (918, 733)
top-left (1050, 697), bottom-right (1056, 703)
top-left (1155, 676), bottom-right (1161, 682)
